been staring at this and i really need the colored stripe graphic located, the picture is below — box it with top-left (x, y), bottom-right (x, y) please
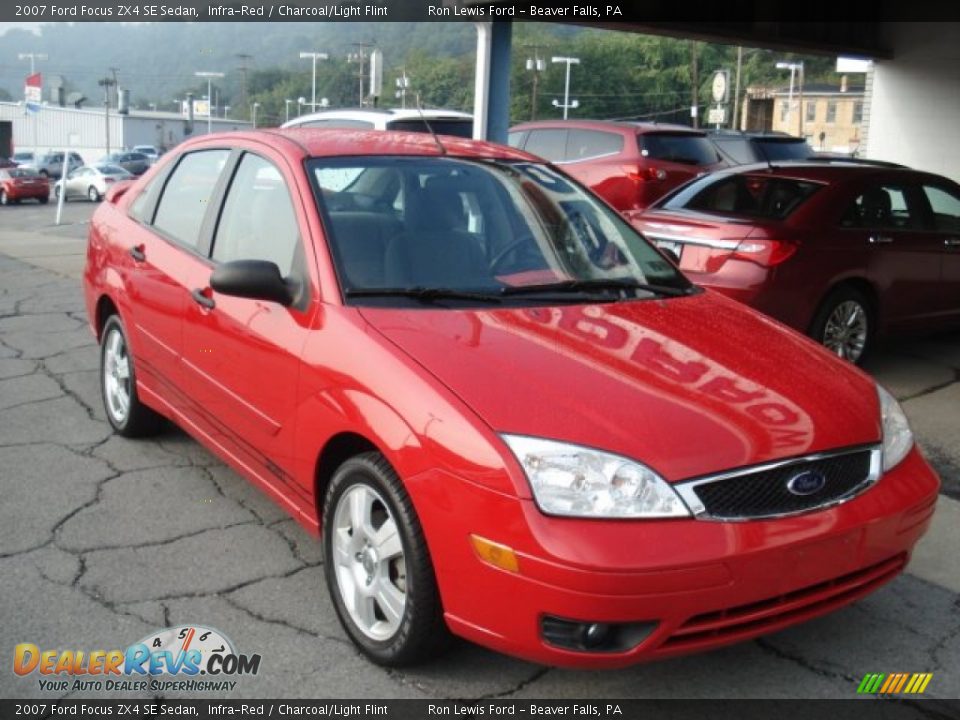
top-left (858, 672), bottom-right (932, 694)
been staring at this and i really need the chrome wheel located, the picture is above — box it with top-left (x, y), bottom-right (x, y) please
top-left (102, 327), bottom-right (131, 424)
top-left (331, 484), bottom-right (407, 642)
top-left (88, 186), bottom-right (100, 202)
top-left (822, 300), bottom-right (868, 362)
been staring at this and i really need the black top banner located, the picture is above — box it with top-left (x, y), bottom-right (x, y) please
top-left (3, 0), bottom-right (960, 23)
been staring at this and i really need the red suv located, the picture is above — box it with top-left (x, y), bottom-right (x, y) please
top-left (83, 131), bottom-right (938, 669)
top-left (509, 120), bottom-right (725, 213)
top-left (635, 161), bottom-right (960, 363)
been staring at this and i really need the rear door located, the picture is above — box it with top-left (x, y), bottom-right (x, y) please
top-left (121, 147), bottom-right (232, 405)
top-left (918, 181), bottom-right (960, 323)
top-left (838, 179), bottom-right (942, 330)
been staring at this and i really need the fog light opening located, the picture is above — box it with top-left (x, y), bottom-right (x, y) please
top-left (541, 615), bottom-right (657, 654)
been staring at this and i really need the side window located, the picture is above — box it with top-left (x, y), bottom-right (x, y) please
top-left (524, 129), bottom-right (568, 162)
top-left (507, 131), bottom-right (527, 149)
top-left (922, 185), bottom-right (960, 233)
top-left (565, 129), bottom-right (623, 161)
top-left (714, 138), bottom-right (754, 165)
top-left (212, 154), bottom-right (301, 277)
top-left (842, 184), bottom-right (916, 229)
top-left (153, 150), bottom-right (230, 249)
top-left (129, 174), bottom-right (158, 222)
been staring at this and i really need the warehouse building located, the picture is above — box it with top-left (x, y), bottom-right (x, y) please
top-left (0, 101), bottom-right (252, 163)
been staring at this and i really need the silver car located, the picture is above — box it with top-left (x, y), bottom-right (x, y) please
top-left (22, 151), bottom-right (85, 179)
top-left (55, 164), bottom-right (133, 202)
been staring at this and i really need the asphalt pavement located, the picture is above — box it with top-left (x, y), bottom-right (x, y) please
top-left (1, 198), bottom-right (958, 700)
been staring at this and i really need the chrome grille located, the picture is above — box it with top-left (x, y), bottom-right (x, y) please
top-left (675, 446), bottom-right (882, 521)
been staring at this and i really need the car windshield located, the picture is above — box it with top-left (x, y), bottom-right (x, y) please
top-left (661, 172), bottom-right (824, 220)
top-left (310, 157), bottom-right (691, 307)
top-left (7, 168), bottom-right (40, 178)
top-left (756, 139), bottom-right (815, 161)
top-left (638, 132), bottom-right (719, 166)
top-left (13, 153), bottom-right (33, 162)
top-left (385, 119), bottom-right (474, 138)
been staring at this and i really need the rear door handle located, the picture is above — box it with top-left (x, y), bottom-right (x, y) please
top-left (190, 288), bottom-right (215, 310)
top-left (945, 238), bottom-right (960, 248)
top-left (129, 244), bottom-right (146, 262)
top-left (868, 235), bottom-right (894, 245)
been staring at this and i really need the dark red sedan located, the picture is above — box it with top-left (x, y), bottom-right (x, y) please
top-left (83, 131), bottom-right (938, 668)
top-left (0, 166), bottom-right (50, 205)
top-left (509, 119), bottom-right (725, 213)
top-left (634, 161), bottom-right (960, 363)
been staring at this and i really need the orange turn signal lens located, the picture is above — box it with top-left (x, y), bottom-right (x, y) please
top-left (470, 535), bottom-right (520, 573)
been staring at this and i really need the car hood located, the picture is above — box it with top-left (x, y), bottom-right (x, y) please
top-left (359, 291), bottom-right (881, 483)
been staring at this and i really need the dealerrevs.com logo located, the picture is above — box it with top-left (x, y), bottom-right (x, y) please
top-left (13, 625), bottom-right (261, 693)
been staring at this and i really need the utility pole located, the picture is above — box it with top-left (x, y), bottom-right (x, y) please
top-left (524, 45), bottom-right (545, 121)
top-left (348, 42), bottom-right (374, 106)
top-left (98, 76), bottom-right (116, 155)
top-left (395, 69), bottom-right (410, 109)
top-left (235, 53), bottom-right (252, 119)
top-left (691, 41), bottom-right (699, 129)
top-left (195, 71), bottom-right (224, 134)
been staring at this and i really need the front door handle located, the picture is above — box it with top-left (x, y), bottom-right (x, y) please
top-left (868, 235), bottom-right (894, 245)
top-left (191, 288), bottom-right (215, 310)
top-left (944, 237), bottom-right (960, 248)
top-left (129, 244), bottom-right (146, 262)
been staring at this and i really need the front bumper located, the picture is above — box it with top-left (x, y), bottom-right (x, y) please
top-left (406, 447), bottom-right (939, 668)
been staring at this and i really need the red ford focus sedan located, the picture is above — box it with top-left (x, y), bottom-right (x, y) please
top-left (632, 161), bottom-right (960, 364)
top-left (83, 130), bottom-right (939, 669)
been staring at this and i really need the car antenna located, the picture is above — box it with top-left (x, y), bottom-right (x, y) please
top-left (414, 91), bottom-right (447, 156)
top-left (754, 139), bottom-right (775, 170)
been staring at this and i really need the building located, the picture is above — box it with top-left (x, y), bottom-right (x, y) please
top-left (771, 78), bottom-right (865, 155)
top-left (0, 101), bottom-right (252, 163)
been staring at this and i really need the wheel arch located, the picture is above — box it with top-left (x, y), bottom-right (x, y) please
top-left (314, 431), bottom-right (382, 520)
top-left (811, 276), bottom-right (880, 331)
top-left (94, 294), bottom-right (120, 341)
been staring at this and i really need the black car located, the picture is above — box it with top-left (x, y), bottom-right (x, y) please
top-left (708, 131), bottom-right (815, 165)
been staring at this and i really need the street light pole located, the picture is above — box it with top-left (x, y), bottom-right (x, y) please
top-left (251, 102), bottom-right (260, 128)
top-left (285, 99), bottom-right (293, 123)
top-left (776, 61), bottom-right (803, 136)
top-left (195, 71), bottom-right (224, 134)
top-left (551, 56), bottom-right (580, 120)
top-left (299, 51), bottom-right (328, 112)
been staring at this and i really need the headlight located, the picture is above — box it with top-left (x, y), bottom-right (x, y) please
top-left (878, 385), bottom-right (913, 471)
top-left (502, 435), bottom-right (690, 518)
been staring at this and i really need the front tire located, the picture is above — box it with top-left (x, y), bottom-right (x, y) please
top-left (322, 453), bottom-right (451, 666)
top-left (100, 315), bottom-right (162, 437)
top-left (809, 286), bottom-right (874, 365)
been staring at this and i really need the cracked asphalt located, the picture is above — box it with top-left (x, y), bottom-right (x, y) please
top-left (1, 201), bottom-right (959, 701)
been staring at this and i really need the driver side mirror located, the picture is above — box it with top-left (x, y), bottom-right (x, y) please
top-left (210, 260), bottom-right (294, 306)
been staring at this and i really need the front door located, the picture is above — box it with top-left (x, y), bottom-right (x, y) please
top-left (181, 150), bottom-right (315, 491)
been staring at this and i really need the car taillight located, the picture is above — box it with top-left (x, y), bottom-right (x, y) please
top-left (623, 165), bottom-right (667, 182)
top-left (104, 177), bottom-right (115, 183)
top-left (731, 239), bottom-right (797, 267)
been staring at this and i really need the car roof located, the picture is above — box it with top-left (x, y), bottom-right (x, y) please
top-left (708, 130), bottom-right (807, 142)
top-left (176, 128), bottom-right (539, 162)
top-left (510, 119), bottom-right (707, 136)
top-left (699, 160), bottom-right (926, 184)
top-left (282, 107), bottom-right (472, 128)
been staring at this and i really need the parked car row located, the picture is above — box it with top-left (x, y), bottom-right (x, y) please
top-left (82, 127), bottom-right (939, 670)
top-left (503, 118), bottom-right (959, 364)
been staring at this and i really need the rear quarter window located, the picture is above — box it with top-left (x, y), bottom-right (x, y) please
top-left (565, 129), bottom-right (624, 161)
top-left (524, 129), bottom-right (568, 162)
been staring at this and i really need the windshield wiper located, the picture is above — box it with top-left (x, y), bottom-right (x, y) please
top-left (500, 278), bottom-right (693, 298)
top-left (345, 287), bottom-right (504, 303)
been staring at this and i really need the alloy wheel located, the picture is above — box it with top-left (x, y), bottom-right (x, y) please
top-left (331, 483), bottom-right (408, 642)
top-left (822, 300), bottom-right (868, 363)
top-left (102, 327), bottom-right (131, 424)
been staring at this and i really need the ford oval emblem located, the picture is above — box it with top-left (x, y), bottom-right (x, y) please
top-left (787, 470), bottom-right (827, 496)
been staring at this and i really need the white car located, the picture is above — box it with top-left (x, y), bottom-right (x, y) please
top-left (55, 164), bottom-right (133, 202)
top-left (281, 108), bottom-right (474, 137)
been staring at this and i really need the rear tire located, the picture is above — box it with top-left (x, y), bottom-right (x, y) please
top-left (38, 195), bottom-right (49, 205)
top-left (100, 315), bottom-right (162, 437)
top-left (322, 453), bottom-right (452, 666)
top-left (809, 286), bottom-right (874, 365)
top-left (88, 186), bottom-right (101, 202)
top-left (0, 190), bottom-right (8, 206)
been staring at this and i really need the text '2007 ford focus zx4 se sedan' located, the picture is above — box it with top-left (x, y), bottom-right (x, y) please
top-left (82, 128), bottom-right (940, 669)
